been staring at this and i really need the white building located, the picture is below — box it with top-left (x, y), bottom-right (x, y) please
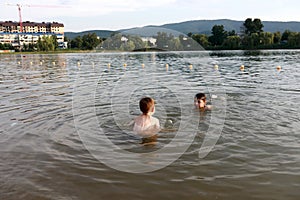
top-left (0, 32), bottom-right (65, 48)
top-left (0, 21), bottom-right (65, 49)
top-left (141, 37), bottom-right (157, 46)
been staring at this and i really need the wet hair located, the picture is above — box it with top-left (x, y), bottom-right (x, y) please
top-left (139, 97), bottom-right (154, 114)
top-left (195, 93), bottom-right (206, 101)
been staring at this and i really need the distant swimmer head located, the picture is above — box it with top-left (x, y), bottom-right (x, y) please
top-left (240, 65), bottom-right (245, 71)
top-left (194, 93), bottom-right (206, 109)
top-left (276, 65), bottom-right (281, 71)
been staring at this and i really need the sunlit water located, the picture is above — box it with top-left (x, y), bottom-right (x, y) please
top-left (0, 50), bottom-right (299, 199)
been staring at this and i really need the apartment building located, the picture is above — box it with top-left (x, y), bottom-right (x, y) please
top-left (0, 21), bottom-right (65, 49)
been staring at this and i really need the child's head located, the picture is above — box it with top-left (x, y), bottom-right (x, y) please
top-left (139, 97), bottom-right (155, 115)
top-left (194, 93), bottom-right (206, 109)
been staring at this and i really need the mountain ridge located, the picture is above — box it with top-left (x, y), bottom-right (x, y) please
top-left (65, 19), bottom-right (300, 39)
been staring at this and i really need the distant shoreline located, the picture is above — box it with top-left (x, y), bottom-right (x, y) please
top-left (2, 48), bottom-right (300, 55)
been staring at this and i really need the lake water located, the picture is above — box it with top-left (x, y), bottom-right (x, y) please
top-left (0, 50), bottom-right (299, 200)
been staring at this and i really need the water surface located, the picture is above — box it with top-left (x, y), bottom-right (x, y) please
top-left (0, 50), bottom-right (299, 199)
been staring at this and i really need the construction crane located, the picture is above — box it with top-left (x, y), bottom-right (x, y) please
top-left (5, 3), bottom-right (26, 32)
top-left (4, 3), bottom-right (68, 32)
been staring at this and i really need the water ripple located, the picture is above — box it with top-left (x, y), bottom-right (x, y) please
top-left (1, 51), bottom-right (300, 199)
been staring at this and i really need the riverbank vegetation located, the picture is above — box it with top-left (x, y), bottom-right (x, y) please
top-left (68, 18), bottom-right (300, 51)
top-left (192, 18), bottom-right (300, 50)
top-left (1, 18), bottom-right (300, 52)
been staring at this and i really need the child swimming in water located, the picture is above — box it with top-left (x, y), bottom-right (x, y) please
top-left (194, 93), bottom-right (212, 111)
top-left (133, 97), bottom-right (160, 137)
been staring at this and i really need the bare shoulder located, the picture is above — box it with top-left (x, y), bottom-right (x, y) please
top-left (152, 116), bottom-right (160, 125)
top-left (134, 115), bottom-right (143, 122)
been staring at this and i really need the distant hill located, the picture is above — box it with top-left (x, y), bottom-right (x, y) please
top-left (159, 19), bottom-right (300, 34)
top-left (65, 30), bottom-right (116, 39)
top-left (65, 19), bottom-right (300, 39)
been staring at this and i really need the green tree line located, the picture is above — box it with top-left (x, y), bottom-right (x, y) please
top-left (0, 33), bottom-right (102, 51)
top-left (0, 43), bottom-right (14, 50)
top-left (100, 32), bottom-right (202, 51)
top-left (98, 18), bottom-right (300, 51)
top-left (68, 33), bottom-right (102, 50)
top-left (191, 18), bottom-right (300, 50)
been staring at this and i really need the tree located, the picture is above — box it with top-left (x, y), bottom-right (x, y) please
top-left (179, 34), bottom-right (198, 50)
top-left (281, 30), bottom-right (291, 42)
top-left (26, 43), bottom-right (35, 51)
top-left (36, 35), bottom-right (57, 51)
top-left (168, 37), bottom-right (183, 51)
top-left (209, 25), bottom-right (227, 46)
top-left (243, 18), bottom-right (264, 35)
top-left (223, 36), bottom-right (241, 49)
top-left (36, 37), bottom-right (44, 51)
top-left (288, 32), bottom-right (300, 47)
top-left (0, 43), bottom-right (14, 50)
top-left (100, 33), bottom-right (123, 50)
top-left (64, 36), bottom-right (69, 42)
top-left (82, 33), bottom-right (101, 50)
top-left (242, 33), bottom-right (260, 49)
top-left (273, 31), bottom-right (281, 44)
top-left (71, 36), bottom-right (83, 49)
top-left (192, 34), bottom-right (210, 48)
top-left (253, 19), bottom-right (264, 34)
top-left (259, 32), bottom-right (273, 46)
top-left (120, 40), bottom-right (135, 51)
top-left (243, 18), bottom-right (253, 35)
top-left (127, 35), bottom-right (146, 50)
top-left (156, 32), bottom-right (174, 49)
top-left (228, 30), bottom-right (237, 36)
top-left (51, 35), bottom-right (58, 50)
top-left (187, 32), bottom-right (193, 37)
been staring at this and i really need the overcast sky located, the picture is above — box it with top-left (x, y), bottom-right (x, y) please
top-left (1, 0), bottom-right (300, 32)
